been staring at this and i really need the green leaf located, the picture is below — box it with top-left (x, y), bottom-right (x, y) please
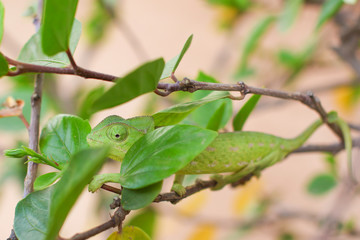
top-left (34, 172), bottom-right (62, 191)
top-left (152, 91), bottom-right (230, 127)
top-left (91, 58), bottom-right (165, 112)
top-left (46, 147), bottom-right (109, 240)
top-left (0, 52), bottom-right (8, 77)
top-left (120, 125), bottom-right (218, 189)
top-left (233, 94), bottom-right (261, 131)
top-left (107, 226), bottom-right (151, 240)
top-left (0, 1), bottom-right (4, 43)
top-left (41, 0), bottom-right (79, 55)
top-left (77, 86), bottom-right (105, 119)
top-left (125, 208), bottom-right (157, 238)
top-left (206, 101), bottom-right (229, 131)
top-left (18, 19), bottom-right (81, 67)
top-left (122, 181), bottom-right (162, 210)
top-left (14, 186), bottom-right (53, 240)
top-left (324, 153), bottom-right (337, 177)
top-left (307, 173), bottom-right (337, 196)
top-left (39, 114), bottom-right (91, 167)
top-left (235, 16), bottom-right (276, 79)
top-left (278, 0), bottom-right (303, 31)
top-left (316, 0), bottom-right (343, 30)
top-left (160, 35), bottom-right (193, 79)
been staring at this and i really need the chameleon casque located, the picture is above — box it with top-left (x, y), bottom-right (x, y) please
top-left (87, 115), bottom-right (323, 195)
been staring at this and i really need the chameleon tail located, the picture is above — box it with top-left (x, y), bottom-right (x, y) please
top-left (286, 118), bottom-right (323, 151)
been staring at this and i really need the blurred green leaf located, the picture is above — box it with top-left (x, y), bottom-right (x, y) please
top-left (119, 125), bottom-right (218, 189)
top-left (125, 208), bottom-right (157, 238)
top-left (233, 94), bottom-right (261, 131)
top-left (160, 35), bottom-right (193, 79)
top-left (206, 101), bottom-right (228, 131)
top-left (106, 226), bottom-right (151, 240)
top-left (235, 16), bottom-right (276, 79)
top-left (34, 172), bottom-right (62, 191)
top-left (19, 19), bottom-right (81, 67)
top-left (39, 114), bottom-right (91, 167)
top-left (14, 186), bottom-right (53, 240)
top-left (153, 91), bottom-right (229, 127)
top-left (0, 52), bottom-right (8, 77)
top-left (307, 173), bottom-right (337, 195)
top-left (91, 58), bottom-right (165, 112)
top-left (122, 181), bottom-right (162, 210)
top-left (42, 0), bottom-right (78, 55)
top-left (316, 0), bottom-right (343, 30)
top-left (278, 232), bottom-right (296, 240)
top-left (77, 86), bottom-right (105, 119)
top-left (324, 153), bottom-right (337, 177)
top-left (207, 0), bottom-right (251, 10)
top-left (278, 0), bottom-right (303, 31)
top-left (45, 147), bottom-right (109, 240)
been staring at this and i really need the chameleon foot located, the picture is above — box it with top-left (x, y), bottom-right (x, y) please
top-left (171, 183), bottom-right (186, 197)
top-left (210, 174), bottom-right (226, 191)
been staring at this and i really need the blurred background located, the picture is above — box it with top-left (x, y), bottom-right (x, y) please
top-left (0, 0), bottom-right (360, 239)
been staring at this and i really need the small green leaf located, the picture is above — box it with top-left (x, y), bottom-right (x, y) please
top-left (91, 58), bottom-right (165, 112)
top-left (307, 173), bottom-right (337, 196)
top-left (316, 0), bottom-right (343, 30)
top-left (0, 1), bottom-right (4, 43)
top-left (160, 35), bottom-right (192, 79)
top-left (0, 52), bottom-right (8, 77)
top-left (107, 226), bottom-right (151, 240)
top-left (152, 91), bottom-right (229, 127)
top-left (4, 148), bottom-right (28, 158)
top-left (42, 0), bottom-right (79, 55)
top-left (122, 181), bottom-right (162, 210)
top-left (34, 172), bottom-right (62, 191)
top-left (120, 125), bottom-right (218, 189)
top-left (45, 147), bottom-right (109, 240)
top-left (125, 208), bottom-right (157, 238)
top-left (39, 114), bottom-right (91, 167)
top-left (206, 101), bottom-right (228, 131)
top-left (233, 94), bottom-right (261, 131)
top-left (14, 186), bottom-right (53, 240)
top-left (19, 19), bottom-right (81, 67)
top-left (278, 0), bottom-right (303, 31)
top-left (235, 16), bottom-right (276, 79)
top-left (324, 153), bottom-right (337, 177)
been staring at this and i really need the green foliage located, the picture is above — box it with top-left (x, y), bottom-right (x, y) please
top-left (235, 16), bottom-right (276, 79)
top-left (119, 125), bottom-right (218, 189)
top-left (107, 226), bottom-right (151, 240)
top-left (189, 72), bottom-right (232, 130)
top-left (122, 181), bottom-right (162, 210)
top-left (14, 186), bottom-right (53, 240)
top-left (41, 0), bottom-right (79, 55)
top-left (45, 147), bottom-right (109, 240)
top-left (39, 114), bottom-right (91, 168)
top-left (278, 0), bottom-right (303, 31)
top-left (125, 208), bottom-right (157, 238)
top-left (316, 0), bottom-right (343, 30)
top-left (0, 1), bottom-right (4, 43)
top-left (77, 86), bottom-right (105, 120)
top-left (207, 0), bottom-right (251, 10)
top-left (34, 172), bottom-right (62, 191)
top-left (307, 173), bottom-right (337, 195)
top-left (153, 91), bottom-right (230, 127)
top-left (0, 52), bottom-right (8, 77)
top-left (160, 35), bottom-right (193, 80)
top-left (18, 19), bottom-right (81, 67)
top-left (91, 58), bottom-right (165, 112)
top-left (233, 94), bottom-right (261, 131)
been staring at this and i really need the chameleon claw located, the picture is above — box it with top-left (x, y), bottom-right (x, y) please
top-left (171, 183), bottom-right (187, 197)
top-left (210, 174), bottom-right (226, 191)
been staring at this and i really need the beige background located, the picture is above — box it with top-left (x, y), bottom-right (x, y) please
top-left (1, 1), bottom-right (359, 239)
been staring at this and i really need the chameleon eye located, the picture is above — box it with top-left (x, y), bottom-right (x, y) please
top-left (106, 124), bottom-right (128, 142)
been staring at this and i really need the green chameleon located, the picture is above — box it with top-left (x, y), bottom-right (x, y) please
top-left (87, 115), bottom-right (324, 196)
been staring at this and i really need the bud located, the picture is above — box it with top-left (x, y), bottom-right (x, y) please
top-left (4, 148), bottom-right (27, 158)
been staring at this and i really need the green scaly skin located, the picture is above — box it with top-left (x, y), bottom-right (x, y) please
top-left (87, 115), bottom-right (323, 196)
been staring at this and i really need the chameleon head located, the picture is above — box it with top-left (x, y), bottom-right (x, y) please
top-left (87, 115), bottom-right (155, 161)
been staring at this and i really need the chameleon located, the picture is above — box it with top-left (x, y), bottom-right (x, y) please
top-left (87, 115), bottom-right (324, 196)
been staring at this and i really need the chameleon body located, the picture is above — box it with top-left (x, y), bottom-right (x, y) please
top-left (87, 115), bottom-right (323, 195)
